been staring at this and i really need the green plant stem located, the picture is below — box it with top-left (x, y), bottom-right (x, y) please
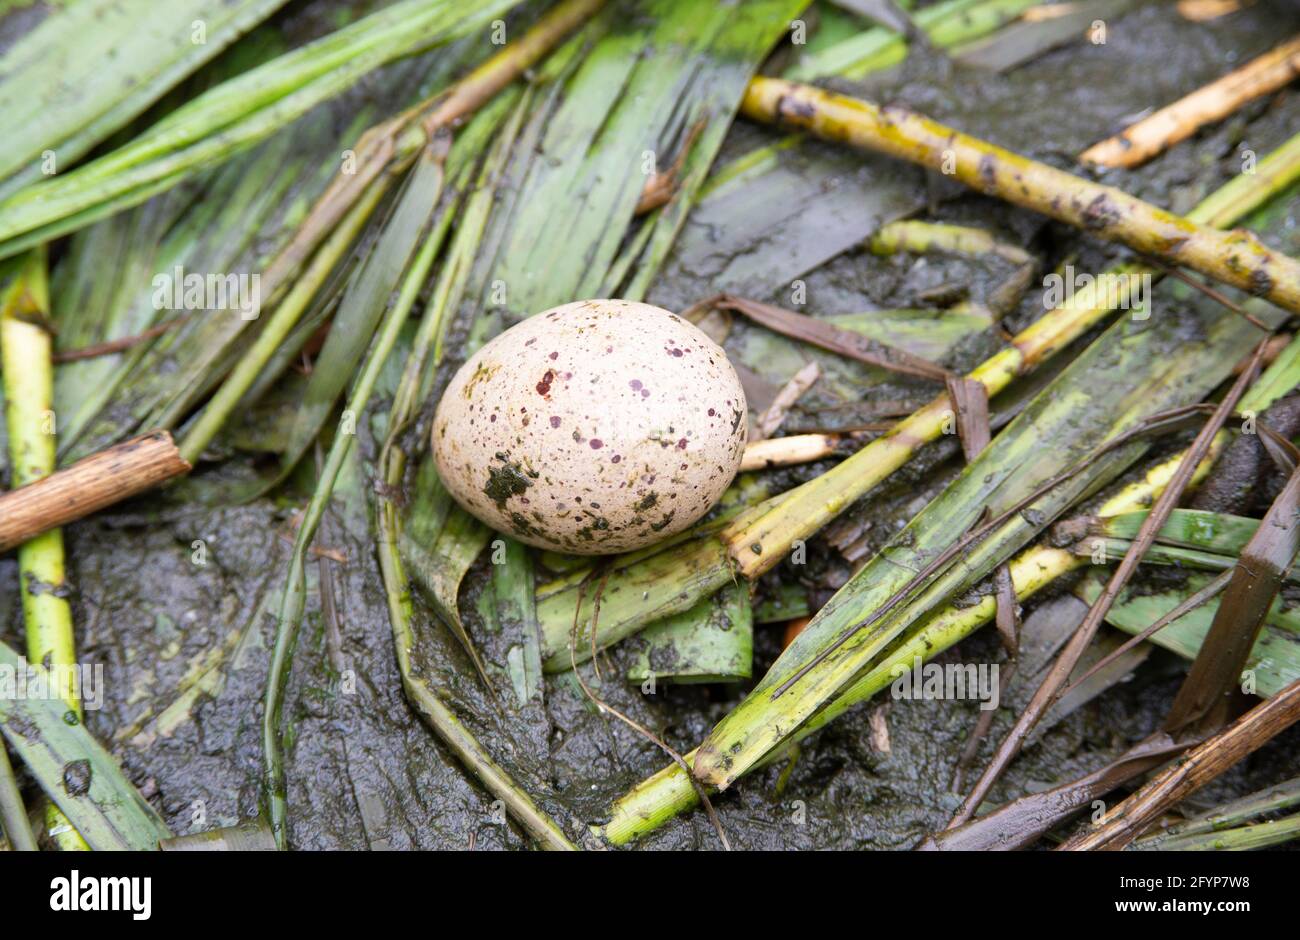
top-left (0, 742), bottom-right (36, 851)
top-left (1136, 775), bottom-right (1300, 847)
top-left (0, 249), bottom-right (88, 851)
top-left (1133, 811), bottom-right (1300, 851)
top-left (869, 219), bottom-right (1033, 264)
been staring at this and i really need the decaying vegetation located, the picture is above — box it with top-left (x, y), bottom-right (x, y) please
top-left (2, 0), bottom-right (1300, 852)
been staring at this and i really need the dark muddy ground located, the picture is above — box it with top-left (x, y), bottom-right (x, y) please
top-left (4, 2), bottom-right (1300, 849)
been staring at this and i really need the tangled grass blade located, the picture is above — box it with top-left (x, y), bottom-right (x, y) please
top-left (368, 94), bottom-right (578, 849)
top-left (654, 0), bottom-right (1044, 304)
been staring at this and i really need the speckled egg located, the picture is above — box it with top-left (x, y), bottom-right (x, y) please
top-left (432, 299), bottom-right (747, 554)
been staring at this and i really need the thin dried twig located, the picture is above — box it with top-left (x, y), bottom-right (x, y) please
top-left (1059, 570), bottom-right (1233, 701)
top-left (1059, 676), bottom-right (1300, 850)
top-left (921, 732), bottom-right (1192, 850)
top-left (739, 432), bottom-right (846, 472)
top-left (1177, 0), bottom-right (1250, 22)
top-left (635, 117), bottom-right (707, 215)
top-left (52, 315), bottom-right (190, 363)
top-left (1144, 258), bottom-right (1271, 331)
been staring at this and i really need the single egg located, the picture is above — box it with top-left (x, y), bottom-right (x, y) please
top-left (432, 299), bottom-right (747, 554)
